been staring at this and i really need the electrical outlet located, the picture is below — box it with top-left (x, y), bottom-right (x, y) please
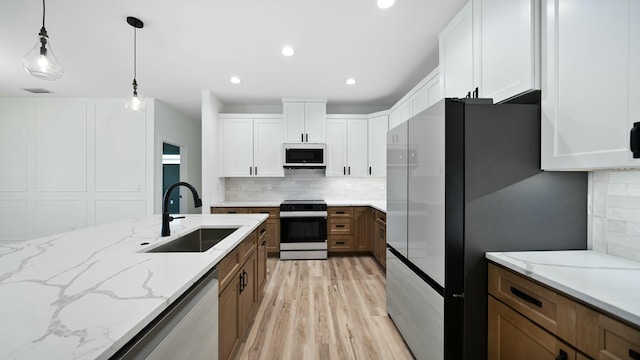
top-left (267, 183), bottom-right (272, 191)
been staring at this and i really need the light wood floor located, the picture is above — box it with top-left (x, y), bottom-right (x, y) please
top-left (235, 256), bottom-right (414, 360)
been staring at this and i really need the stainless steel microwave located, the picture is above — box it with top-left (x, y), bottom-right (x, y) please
top-left (282, 143), bottom-right (326, 168)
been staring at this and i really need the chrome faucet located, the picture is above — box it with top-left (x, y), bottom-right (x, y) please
top-left (162, 181), bottom-right (202, 236)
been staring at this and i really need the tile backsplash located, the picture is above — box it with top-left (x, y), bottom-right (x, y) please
top-left (592, 170), bottom-right (640, 262)
top-left (225, 169), bottom-right (386, 201)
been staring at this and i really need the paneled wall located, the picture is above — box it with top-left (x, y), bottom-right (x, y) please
top-left (591, 170), bottom-right (640, 262)
top-left (225, 169), bottom-right (386, 201)
top-left (0, 98), bottom-right (153, 242)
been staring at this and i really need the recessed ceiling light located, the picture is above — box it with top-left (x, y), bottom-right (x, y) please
top-left (346, 78), bottom-right (357, 85)
top-left (282, 46), bottom-right (295, 57)
top-left (377, 0), bottom-right (396, 9)
top-left (230, 76), bottom-right (241, 84)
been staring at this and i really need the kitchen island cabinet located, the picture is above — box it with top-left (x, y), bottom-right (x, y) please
top-left (212, 206), bottom-right (280, 255)
top-left (487, 251), bottom-right (640, 360)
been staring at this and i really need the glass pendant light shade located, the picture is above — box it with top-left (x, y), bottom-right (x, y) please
top-left (24, 1), bottom-right (63, 80)
top-left (125, 79), bottom-right (146, 111)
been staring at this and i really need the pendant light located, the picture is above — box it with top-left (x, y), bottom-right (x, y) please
top-left (23, 0), bottom-right (63, 80)
top-left (124, 16), bottom-right (146, 111)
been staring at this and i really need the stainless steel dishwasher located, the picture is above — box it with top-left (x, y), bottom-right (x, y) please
top-left (112, 267), bottom-right (218, 360)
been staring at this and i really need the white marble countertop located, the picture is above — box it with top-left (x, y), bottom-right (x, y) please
top-left (486, 250), bottom-right (640, 327)
top-left (0, 214), bottom-right (267, 360)
top-left (212, 200), bottom-right (386, 213)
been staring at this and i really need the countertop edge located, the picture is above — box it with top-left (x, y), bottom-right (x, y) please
top-left (486, 251), bottom-right (640, 328)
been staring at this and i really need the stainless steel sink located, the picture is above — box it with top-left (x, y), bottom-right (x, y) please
top-left (146, 228), bottom-right (239, 253)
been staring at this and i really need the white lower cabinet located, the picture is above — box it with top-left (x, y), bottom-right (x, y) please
top-left (541, 0), bottom-right (640, 170)
top-left (326, 118), bottom-right (368, 177)
top-left (221, 116), bottom-right (284, 177)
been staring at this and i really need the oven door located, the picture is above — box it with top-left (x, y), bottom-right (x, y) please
top-left (280, 215), bottom-right (327, 244)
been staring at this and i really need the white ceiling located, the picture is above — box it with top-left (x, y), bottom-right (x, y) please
top-left (0, 0), bottom-right (467, 120)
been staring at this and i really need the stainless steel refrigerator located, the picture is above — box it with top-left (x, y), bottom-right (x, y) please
top-left (386, 95), bottom-right (587, 360)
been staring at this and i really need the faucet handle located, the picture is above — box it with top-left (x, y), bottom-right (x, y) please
top-left (169, 215), bottom-right (186, 221)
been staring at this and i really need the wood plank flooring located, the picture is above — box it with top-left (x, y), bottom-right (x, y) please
top-left (234, 256), bottom-right (414, 360)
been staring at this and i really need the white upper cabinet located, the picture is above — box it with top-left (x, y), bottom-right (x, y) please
top-left (389, 108), bottom-right (401, 130)
top-left (439, 0), bottom-right (540, 102)
top-left (368, 115), bottom-right (388, 177)
top-left (221, 116), bottom-right (284, 177)
top-left (326, 118), bottom-right (368, 177)
top-left (439, 1), bottom-right (474, 99)
top-left (474, 0), bottom-right (539, 103)
top-left (282, 99), bottom-right (326, 143)
top-left (541, 0), bottom-right (640, 170)
top-left (411, 73), bottom-right (442, 116)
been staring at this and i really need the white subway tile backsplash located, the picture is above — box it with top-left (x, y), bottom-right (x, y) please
top-left (592, 181), bottom-right (607, 217)
top-left (592, 170), bottom-right (640, 262)
top-left (225, 169), bottom-right (386, 202)
top-left (607, 170), bottom-right (640, 183)
top-left (606, 232), bottom-right (640, 262)
top-left (607, 183), bottom-right (627, 196)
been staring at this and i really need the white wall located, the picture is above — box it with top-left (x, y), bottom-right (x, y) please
top-left (0, 98), bottom-right (154, 242)
top-left (201, 91), bottom-right (225, 213)
top-left (591, 170), bottom-right (640, 262)
top-left (153, 100), bottom-right (202, 214)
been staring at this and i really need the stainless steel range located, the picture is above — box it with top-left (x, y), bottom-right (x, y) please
top-left (279, 200), bottom-right (328, 260)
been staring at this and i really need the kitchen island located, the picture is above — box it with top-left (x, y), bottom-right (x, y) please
top-left (0, 214), bottom-right (267, 360)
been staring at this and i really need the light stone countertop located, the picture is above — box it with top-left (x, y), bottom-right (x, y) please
top-left (0, 214), bottom-right (267, 360)
top-left (486, 250), bottom-right (640, 327)
top-left (212, 200), bottom-right (386, 213)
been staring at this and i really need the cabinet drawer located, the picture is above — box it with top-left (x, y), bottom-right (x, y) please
top-left (210, 207), bottom-right (249, 214)
top-left (328, 218), bottom-right (352, 235)
top-left (328, 207), bottom-right (353, 218)
top-left (240, 230), bottom-right (258, 263)
top-left (488, 263), bottom-right (577, 345)
top-left (598, 314), bottom-right (640, 360)
top-left (218, 247), bottom-right (240, 293)
top-left (488, 296), bottom-right (578, 360)
top-left (246, 207), bottom-right (279, 218)
top-left (374, 210), bottom-right (386, 225)
top-left (329, 236), bottom-right (354, 252)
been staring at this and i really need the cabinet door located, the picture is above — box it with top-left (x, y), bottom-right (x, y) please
top-left (222, 118), bottom-right (254, 177)
top-left (542, 0), bottom-right (640, 170)
top-left (411, 85), bottom-right (430, 116)
top-left (426, 73), bottom-right (443, 108)
top-left (257, 225), bottom-right (268, 302)
top-left (304, 102), bottom-right (326, 143)
top-left (266, 218), bottom-right (279, 255)
top-left (254, 118), bottom-right (284, 177)
top-left (475, 0), bottom-right (538, 103)
top-left (326, 119), bottom-right (348, 176)
top-left (368, 115), bottom-right (388, 177)
top-left (488, 296), bottom-right (578, 360)
top-left (219, 277), bottom-right (239, 360)
top-left (238, 250), bottom-right (257, 337)
top-left (439, 1), bottom-right (474, 98)
top-left (389, 108), bottom-right (401, 130)
top-left (347, 119), bottom-right (368, 177)
top-left (354, 207), bottom-right (371, 251)
top-left (398, 100), bottom-right (412, 124)
top-left (283, 102), bottom-right (305, 143)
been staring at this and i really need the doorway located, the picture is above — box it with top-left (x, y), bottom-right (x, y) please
top-left (162, 143), bottom-right (181, 214)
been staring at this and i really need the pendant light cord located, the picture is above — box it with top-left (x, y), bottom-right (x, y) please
top-left (42, 0), bottom-right (46, 28)
top-left (133, 27), bottom-right (137, 80)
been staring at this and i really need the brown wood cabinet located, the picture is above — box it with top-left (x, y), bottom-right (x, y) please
top-left (327, 207), bottom-right (354, 252)
top-left (488, 263), bottom-right (640, 360)
top-left (354, 207), bottom-right (371, 252)
top-left (218, 224), bottom-right (266, 360)
top-left (211, 206), bottom-right (280, 255)
top-left (371, 210), bottom-right (386, 268)
top-left (256, 222), bottom-right (268, 301)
